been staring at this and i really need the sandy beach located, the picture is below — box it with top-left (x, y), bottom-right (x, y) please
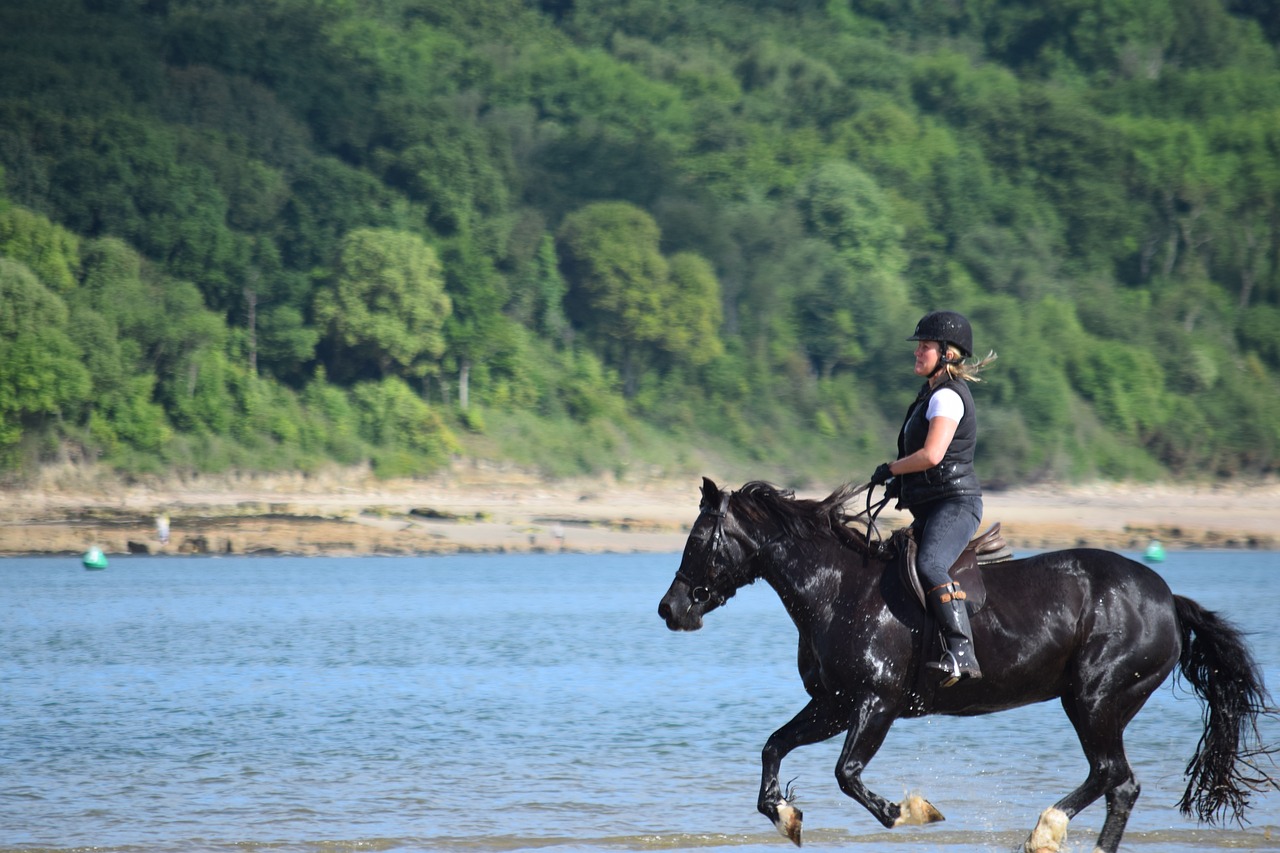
top-left (0, 464), bottom-right (1276, 558)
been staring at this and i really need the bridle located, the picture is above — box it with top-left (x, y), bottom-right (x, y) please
top-left (673, 480), bottom-right (891, 608)
top-left (674, 490), bottom-right (781, 607)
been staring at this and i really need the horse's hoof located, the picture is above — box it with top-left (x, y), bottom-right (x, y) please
top-left (1024, 807), bottom-right (1068, 853)
top-left (773, 798), bottom-right (803, 846)
top-left (893, 793), bottom-right (945, 826)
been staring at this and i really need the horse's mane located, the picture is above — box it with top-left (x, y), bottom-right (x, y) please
top-left (731, 481), bottom-right (874, 553)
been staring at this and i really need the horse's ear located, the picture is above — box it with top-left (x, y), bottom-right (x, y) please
top-left (700, 476), bottom-right (720, 505)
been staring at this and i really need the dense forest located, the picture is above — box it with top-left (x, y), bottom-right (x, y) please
top-left (2, 0), bottom-right (1279, 487)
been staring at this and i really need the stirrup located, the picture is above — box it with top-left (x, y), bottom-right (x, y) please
top-left (926, 650), bottom-right (963, 687)
top-left (926, 651), bottom-right (981, 687)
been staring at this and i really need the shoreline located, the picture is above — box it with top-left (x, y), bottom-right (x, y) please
top-left (1, 472), bottom-right (1276, 557)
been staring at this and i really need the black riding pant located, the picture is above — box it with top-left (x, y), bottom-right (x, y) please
top-left (909, 495), bottom-right (983, 591)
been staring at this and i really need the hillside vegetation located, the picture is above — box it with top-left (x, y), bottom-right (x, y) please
top-left (2, 0), bottom-right (1279, 487)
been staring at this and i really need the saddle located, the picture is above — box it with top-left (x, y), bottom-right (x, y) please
top-left (892, 523), bottom-right (1013, 615)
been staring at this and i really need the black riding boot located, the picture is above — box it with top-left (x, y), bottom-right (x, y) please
top-left (925, 583), bottom-right (982, 687)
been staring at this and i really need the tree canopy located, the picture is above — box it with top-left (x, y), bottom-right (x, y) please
top-left (1, 0), bottom-right (1279, 483)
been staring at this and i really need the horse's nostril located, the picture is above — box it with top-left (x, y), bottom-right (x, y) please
top-left (658, 599), bottom-right (671, 620)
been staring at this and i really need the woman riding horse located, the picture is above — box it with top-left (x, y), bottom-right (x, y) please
top-left (870, 310), bottom-right (996, 686)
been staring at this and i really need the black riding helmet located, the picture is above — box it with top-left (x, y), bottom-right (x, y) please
top-left (908, 310), bottom-right (973, 359)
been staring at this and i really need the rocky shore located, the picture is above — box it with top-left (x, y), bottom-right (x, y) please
top-left (1, 468), bottom-right (1275, 558)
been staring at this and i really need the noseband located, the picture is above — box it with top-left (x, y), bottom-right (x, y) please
top-left (675, 490), bottom-right (778, 607)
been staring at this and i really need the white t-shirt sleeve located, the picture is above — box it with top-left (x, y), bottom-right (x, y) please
top-left (926, 388), bottom-right (964, 422)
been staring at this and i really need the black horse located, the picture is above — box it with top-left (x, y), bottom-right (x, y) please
top-left (658, 478), bottom-right (1277, 853)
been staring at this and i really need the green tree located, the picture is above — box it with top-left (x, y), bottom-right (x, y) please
top-left (313, 227), bottom-right (451, 383)
top-left (0, 258), bottom-right (92, 454)
top-left (150, 283), bottom-right (234, 437)
top-left (493, 43), bottom-right (693, 215)
top-left (74, 236), bottom-right (228, 441)
top-left (967, 0), bottom-right (1178, 78)
top-left (795, 161), bottom-right (912, 378)
top-left (1207, 109), bottom-right (1280, 313)
top-left (0, 206), bottom-right (80, 296)
top-left (530, 233), bottom-right (571, 341)
top-left (663, 251), bottom-right (725, 366)
top-left (69, 309), bottom-right (170, 455)
top-left (557, 202), bottom-right (671, 395)
top-left (736, 39), bottom-right (847, 129)
top-left (441, 235), bottom-right (518, 410)
top-left (1115, 115), bottom-right (1227, 281)
top-left (377, 114), bottom-right (511, 238)
top-left (350, 376), bottom-right (460, 476)
top-left (557, 201), bottom-right (724, 395)
top-left (1068, 340), bottom-right (1168, 440)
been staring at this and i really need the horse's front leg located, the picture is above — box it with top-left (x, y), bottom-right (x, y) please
top-left (835, 696), bottom-right (946, 829)
top-left (758, 697), bottom-right (848, 845)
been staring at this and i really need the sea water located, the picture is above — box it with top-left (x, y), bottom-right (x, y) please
top-left (2, 551), bottom-right (1278, 852)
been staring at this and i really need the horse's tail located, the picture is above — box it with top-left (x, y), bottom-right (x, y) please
top-left (1173, 594), bottom-right (1279, 824)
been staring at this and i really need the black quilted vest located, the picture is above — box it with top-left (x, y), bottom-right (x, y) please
top-left (895, 377), bottom-right (981, 510)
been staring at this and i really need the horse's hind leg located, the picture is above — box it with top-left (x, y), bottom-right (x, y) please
top-left (1026, 743), bottom-right (1138, 853)
top-left (1026, 675), bottom-right (1166, 853)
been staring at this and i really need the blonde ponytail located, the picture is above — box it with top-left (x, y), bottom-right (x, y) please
top-left (946, 346), bottom-right (997, 383)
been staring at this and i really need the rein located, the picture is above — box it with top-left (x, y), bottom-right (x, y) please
top-left (865, 485), bottom-right (893, 546)
top-left (841, 481), bottom-right (893, 554)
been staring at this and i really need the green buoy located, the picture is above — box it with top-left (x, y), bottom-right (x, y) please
top-left (82, 547), bottom-right (108, 570)
top-left (1143, 540), bottom-right (1165, 563)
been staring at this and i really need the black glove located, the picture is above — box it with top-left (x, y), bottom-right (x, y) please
top-left (870, 462), bottom-right (894, 486)
top-left (885, 476), bottom-right (901, 500)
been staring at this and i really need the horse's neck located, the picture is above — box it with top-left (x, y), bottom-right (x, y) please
top-left (762, 539), bottom-right (868, 631)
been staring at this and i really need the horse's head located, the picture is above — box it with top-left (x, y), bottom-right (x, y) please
top-left (659, 477), bottom-right (759, 631)
top-left (659, 477), bottom-right (873, 631)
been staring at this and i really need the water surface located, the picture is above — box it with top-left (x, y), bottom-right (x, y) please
top-left (2, 551), bottom-right (1278, 852)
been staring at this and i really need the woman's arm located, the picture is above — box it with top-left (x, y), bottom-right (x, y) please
top-left (890, 416), bottom-right (958, 476)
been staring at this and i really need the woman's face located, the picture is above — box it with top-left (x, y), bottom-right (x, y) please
top-left (913, 340), bottom-right (943, 377)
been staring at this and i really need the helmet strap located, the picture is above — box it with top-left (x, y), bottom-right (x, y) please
top-left (929, 342), bottom-right (956, 380)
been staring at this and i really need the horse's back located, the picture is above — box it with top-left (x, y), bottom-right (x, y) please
top-left (951, 548), bottom-right (1180, 709)
top-left (984, 547), bottom-right (1178, 637)
top-left (984, 547), bottom-right (1174, 606)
